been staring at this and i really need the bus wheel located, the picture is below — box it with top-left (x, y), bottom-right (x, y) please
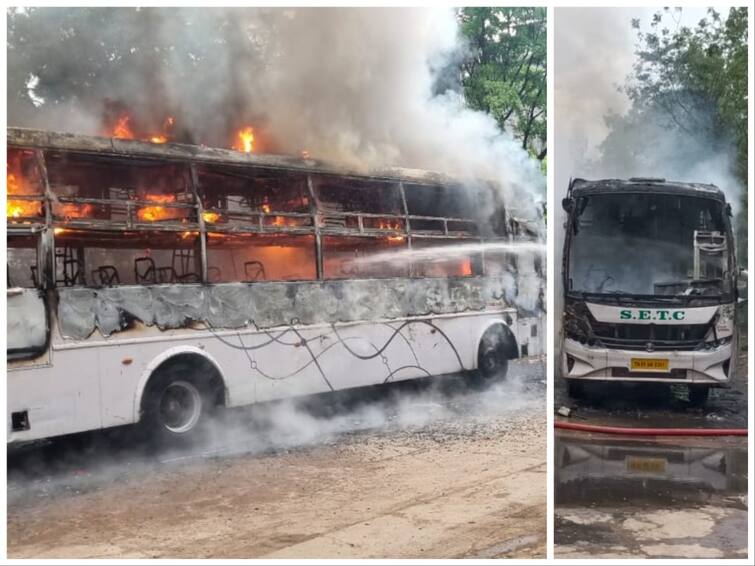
top-left (472, 325), bottom-right (513, 387)
top-left (687, 385), bottom-right (710, 407)
top-left (141, 366), bottom-right (216, 445)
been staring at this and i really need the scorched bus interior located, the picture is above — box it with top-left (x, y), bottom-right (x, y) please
top-left (7, 132), bottom-right (538, 360)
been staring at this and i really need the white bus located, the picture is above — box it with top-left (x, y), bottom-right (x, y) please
top-left (560, 178), bottom-right (743, 405)
top-left (7, 127), bottom-right (544, 443)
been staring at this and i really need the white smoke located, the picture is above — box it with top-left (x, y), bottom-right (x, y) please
top-left (8, 7), bottom-right (545, 219)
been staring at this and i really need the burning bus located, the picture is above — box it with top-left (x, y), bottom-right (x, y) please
top-left (561, 177), bottom-right (743, 405)
top-left (7, 127), bottom-right (544, 444)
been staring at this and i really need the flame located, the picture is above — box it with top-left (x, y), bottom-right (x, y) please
top-left (202, 211), bottom-right (220, 224)
top-left (56, 202), bottom-right (94, 219)
top-left (147, 116), bottom-right (175, 144)
top-left (54, 227), bottom-right (66, 235)
top-left (137, 194), bottom-right (178, 222)
top-left (7, 199), bottom-right (39, 218)
top-left (388, 236), bottom-right (405, 242)
top-left (7, 161), bottom-right (42, 218)
top-left (112, 115), bottom-right (135, 139)
top-left (301, 149), bottom-right (311, 159)
top-left (111, 114), bottom-right (174, 143)
top-left (461, 259), bottom-right (472, 277)
top-left (233, 126), bottom-right (255, 153)
top-left (261, 203), bottom-right (271, 214)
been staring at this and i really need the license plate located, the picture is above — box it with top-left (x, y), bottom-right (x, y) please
top-left (625, 457), bottom-right (667, 473)
top-left (631, 358), bottom-right (669, 372)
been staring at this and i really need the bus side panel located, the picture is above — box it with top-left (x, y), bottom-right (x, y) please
top-left (7, 350), bottom-right (102, 442)
top-left (249, 313), bottom-right (498, 405)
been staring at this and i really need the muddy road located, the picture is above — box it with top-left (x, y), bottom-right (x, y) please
top-left (7, 359), bottom-right (546, 559)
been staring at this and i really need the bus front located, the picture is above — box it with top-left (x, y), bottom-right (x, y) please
top-left (561, 178), bottom-right (738, 404)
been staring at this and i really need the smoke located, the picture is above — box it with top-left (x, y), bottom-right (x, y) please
top-left (7, 365), bottom-right (544, 504)
top-left (7, 7), bottom-right (545, 219)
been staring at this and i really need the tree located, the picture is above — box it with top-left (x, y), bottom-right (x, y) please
top-left (458, 7), bottom-right (547, 164)
top-left (600, 7), bottom-right (748, 266)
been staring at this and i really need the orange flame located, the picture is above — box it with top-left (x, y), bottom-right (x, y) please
top-left (137, 194), bottom-right (178, 222)
top-left (112, 115), bottom-right (135, 139)
top-left (202, 211), bottom-right (220, 224)
top-left (7, 160), bottom-right (42, 218)
top-left (56, 202), bottom-right (94, 219)
top-left (147, 116), bottom-right (175, 144)
top-left (233, 126), bottom-right (255, 153)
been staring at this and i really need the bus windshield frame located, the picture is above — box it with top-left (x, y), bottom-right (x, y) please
top-left (563, 190), bottom-right (735, 304)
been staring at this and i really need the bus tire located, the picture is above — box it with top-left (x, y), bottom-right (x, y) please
top-left (472, 324), bottom-right (514, 387)
top-left (687, 385), bottom-right (710, 407)
top-left (140, 362), bottom-right (220, 446)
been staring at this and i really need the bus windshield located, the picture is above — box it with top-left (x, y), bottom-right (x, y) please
top-left (567, 192), bottom-right (730, 297)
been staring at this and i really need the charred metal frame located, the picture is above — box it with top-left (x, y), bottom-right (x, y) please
top-left (8, 127), bottom-right (541, 290)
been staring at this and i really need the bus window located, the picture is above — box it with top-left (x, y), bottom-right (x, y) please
top-left (8, 234), bottom-right (39, 288)
top-left (411, 238), bottom-right (481, 278)
top-left (322, 235), bottom-right (408, 279)
top-left (404, 183), bottom-right (475, 220)
top-left (7, 148), bottom-right (45, 222)
top-left (206, 232), bottom-right (316, 283)
top-left (198, 165), bottom-right (311, 229)
top-left (53, 229), bottom-right (201, 287)
top-left (312, 175), bottom-right (403, 217)
top-left (45, 152), bottom-right (195, 225)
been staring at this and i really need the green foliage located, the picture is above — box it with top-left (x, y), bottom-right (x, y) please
top-left (458, 7), bottom-right (546, 163)
top-left (610, 8), bottom-right (748, 266)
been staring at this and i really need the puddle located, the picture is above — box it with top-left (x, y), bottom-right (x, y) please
top-left (555, 433), bottom-right (748, 507)
top-left (555, 432), bottom-right (748, 558)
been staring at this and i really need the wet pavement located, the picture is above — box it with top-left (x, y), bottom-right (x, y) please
top-left (7, 358), bottom-right (546, 507)
top-left (554, 431), bottom-right (748, 558)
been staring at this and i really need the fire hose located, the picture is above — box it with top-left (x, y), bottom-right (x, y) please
top-left (555, 420), bottom-right (748, 437)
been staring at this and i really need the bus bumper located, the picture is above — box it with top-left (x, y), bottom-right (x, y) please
top-left (562, 338), bottom-right (733, 385)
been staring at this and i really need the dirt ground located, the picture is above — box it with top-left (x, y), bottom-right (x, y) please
top-left (7, 359), bottom-right (546, 559)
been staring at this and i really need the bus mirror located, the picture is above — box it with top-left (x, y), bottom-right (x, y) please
top-left (726, 203), bottom-right (733, 217)
top-left (561, 198), bottom-right (573, 212)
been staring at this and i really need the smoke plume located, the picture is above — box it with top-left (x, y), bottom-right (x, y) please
top-left (7, 7), bottom-right (545, 219)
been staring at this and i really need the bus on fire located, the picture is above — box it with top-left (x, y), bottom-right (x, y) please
top-left (561, 177), bottom-right (745, 405)
top-left (7, 127), bottom-right (544, 443)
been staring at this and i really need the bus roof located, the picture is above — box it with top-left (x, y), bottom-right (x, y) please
top-left (8, 127), bottom-right (466, 187)
top-left (570, 177), bottom-right (726, 202)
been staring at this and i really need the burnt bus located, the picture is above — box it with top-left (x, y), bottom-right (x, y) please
top-left (7, 127), bottom-right (544, 443)
top-left (561, 177), bottom-right (743, 405)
